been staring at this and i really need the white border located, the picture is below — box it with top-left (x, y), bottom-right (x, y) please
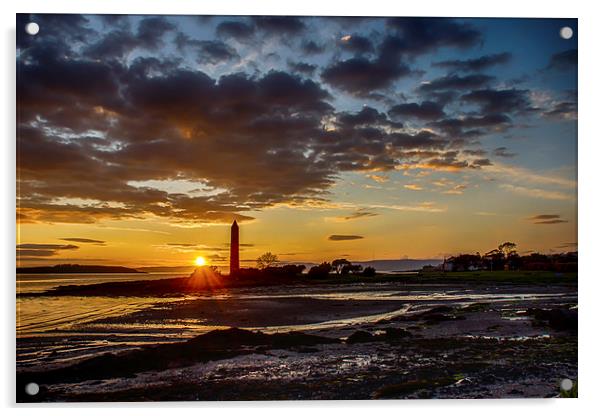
top-left (2, 1), bottom-right (600, 415)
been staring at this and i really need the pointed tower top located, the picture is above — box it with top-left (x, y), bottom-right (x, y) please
top-left (232, 220), bottom-right (238, 227)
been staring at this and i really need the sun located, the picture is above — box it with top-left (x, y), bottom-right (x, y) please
top-left (194, 256), bottom-right (207, 267)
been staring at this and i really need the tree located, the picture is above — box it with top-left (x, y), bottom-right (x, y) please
top-left (362, 266), bottom-right (376, 277)
top-left (498, 242), bottom-right (517, 259)
top-left (332, 258), bottom-right (351, 275)
top-left (256, 252), bottom-right (278, 269)
top-left (308, 262), bottom-right (332, 278)
top-left (341, 264), bottom-right (363, 275)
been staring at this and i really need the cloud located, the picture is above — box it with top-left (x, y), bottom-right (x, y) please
top-left (287, 61), bottom-right (318, 76)
top-left (529, 214), bottom-right (561, 220)
top-left (84, 17), bottom-right (175, 59)
top-left (328, 235), bottom-right (364, 241)
top-left (418, 74), bottom-right (494, 93)
top-left (543, 101), bottom-right (577, 120)
top-left (175, 34), bottom-right (239, 64)
top-left (300, 40), bottom-right (325, 55)
top-left (215, 20), bottom-right (255, 40)
top-left (404, 184), bottom-right (423, 191)
top-left (60, 238), bottom-right (106, 245)
top-left (432, 52), bottom-right (512, 72)
top-left (338, 210), bottom-right (379, 221)
top-left (321, 55), bottom-right (412, 96)
top-left (385, 18), bottom-right (482, 56)
top-left (528, 214), bottom-right (568, 225)
top-left (339, 34), bottom-right (374, 54)
top-left (388, 101), bottom-right (445, 120)
top-left (17, 243), bottom-right (79, 258)
top-left (369, 202), bottom-right (445, 213)
top-left (252, 16), bottom-right (306, 36)
top-left (546, 49), bottom-right (577, 71)
top-left (500, 184), bottom-right (573, 200)
top-left (460, 88), bottom-right (534, 114)
top-left (492, 147), bottom-right (517, 158)
top-left (366, 174), bottom-right (389, 183)
top-left (443, 184), bottom-right (467, 195)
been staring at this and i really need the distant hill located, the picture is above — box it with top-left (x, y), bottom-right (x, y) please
top-left (16, 264), bottom-right (145, 274)
top-left (137, 265), bottom-right (197, 273)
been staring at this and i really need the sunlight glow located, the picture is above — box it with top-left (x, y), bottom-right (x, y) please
top-left (194, 256), bottom-right (207, 266)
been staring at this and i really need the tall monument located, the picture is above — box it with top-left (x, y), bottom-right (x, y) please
top-left (230, 220), bottom-right (239, 275)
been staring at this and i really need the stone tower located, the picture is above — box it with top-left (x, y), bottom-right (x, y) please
top-left (230, 220), bottom-right (239, 275)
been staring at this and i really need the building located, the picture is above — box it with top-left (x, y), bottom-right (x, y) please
top-left (230, 220), bottom-right (239, 275)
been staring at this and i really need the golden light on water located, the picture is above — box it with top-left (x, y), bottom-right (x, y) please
top-left (194, 256), bottom-right (207, 266)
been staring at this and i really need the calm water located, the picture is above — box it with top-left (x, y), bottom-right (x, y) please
top-left (16, 273), bottom-right (577, 369)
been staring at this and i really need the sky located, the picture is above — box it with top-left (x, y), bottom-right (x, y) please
top-left (16, 14), bottom-right (577, 268)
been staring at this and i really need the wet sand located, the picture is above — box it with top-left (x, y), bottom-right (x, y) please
top-left (17, 280), bottom-right (577, 401)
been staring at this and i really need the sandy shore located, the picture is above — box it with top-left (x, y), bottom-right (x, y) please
top-left (17, 280), bottom-right (577, 401)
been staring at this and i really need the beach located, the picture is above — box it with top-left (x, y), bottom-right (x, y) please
top-left (17, 273), bottom-right (577, 401)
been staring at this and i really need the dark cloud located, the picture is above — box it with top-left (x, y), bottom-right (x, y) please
top-left (340, 210), bottom-right (379, 221)
top-left (339, 34), bottom-right (374, 54)
top-left (530, 214), bottom-right (561, 220)
top-left (546, 49), bottom-right (577, 71)
top-left (98, 15), bottom-right (131, 29)
top-left (175, 33), bottom-right (239, 64)
top-left (543, 101), bottom-right (577, 120)
top-left (462, 149), bottom-right (487, 156)
top-left (84, 16), bottom-right (175, 59)
top-left (388, 101), bottom-right (445, 120)
top-left (252, 16), bottom-right (306, 36)
top-left (432, 52), bottom-right (511, 72)
top-left (528, 214), bottom-right (568, 225)
top-left (60, 238), bottom-right (106, 245)
top-left (16, 15), bottom-right (540, 227)
top-left (386, 18), bottom-right (482, 56)
top-left (328, 235), bottom-right (364, 241)
top-left (215, 20), bottom-right (255, 40)
top-left (322, 19), bottom-right (483, 97)
top-left (337, 106), bottom-right (390, 127)
top-left (17, 38), bottom-right (348, 224)
top-left (17, 243), bottom-right (79, 250)
top-left (418, 74), bottom-right (494, 93)
top-left (137, 17), bottom-right (176, 48)
top-left (470, 158), bottom-right (493, 168)
top-left (460, 88), bottom-right (534, 114)
top-left (17, 14), bottom-right (94, 50)
top-left (287, 61), bottom-right (318, 76)
top-left (17, 243), bottom-right (79, 258)
top-left (300, 40), bottom-right (325, 55)
top-left (492, 147), bottom-right (517, 158)
top-left (321, 55), bottom-right (412, 96)
top-left (429, 114), bottom-right (512, 138)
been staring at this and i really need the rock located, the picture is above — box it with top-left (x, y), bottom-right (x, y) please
top-left (346, 330), bottom-right (375, 344)
top-left (526, 308), bottom-right (577, 331)
top-left (383, 327), bottom-right (412, 340)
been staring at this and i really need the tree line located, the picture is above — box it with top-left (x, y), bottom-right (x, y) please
top-left (441, 242), bottom-right (577, 272)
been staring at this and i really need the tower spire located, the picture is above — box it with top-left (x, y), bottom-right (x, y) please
top-left (230, 220), bottom-right (239, 275)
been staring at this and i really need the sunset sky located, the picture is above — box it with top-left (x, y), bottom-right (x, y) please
top-left (16, 14), bottom-right (577, 268)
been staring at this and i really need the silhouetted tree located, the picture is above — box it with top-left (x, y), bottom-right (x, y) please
top-left (341, 264), bottom-right (362, 275)
top-left (332, 258), bottom-right (351, 275)
top-left (308, 262), bottom-right (332, 278)
top-left (362, 266), bottom-right (376, 277)
top-left (498, 242), bottom-right (517, 258)
top-left (256, 252), bottom-right (278, 269)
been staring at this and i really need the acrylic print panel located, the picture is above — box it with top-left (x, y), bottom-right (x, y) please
top-left (16, 14), bottom-right (577, 402)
